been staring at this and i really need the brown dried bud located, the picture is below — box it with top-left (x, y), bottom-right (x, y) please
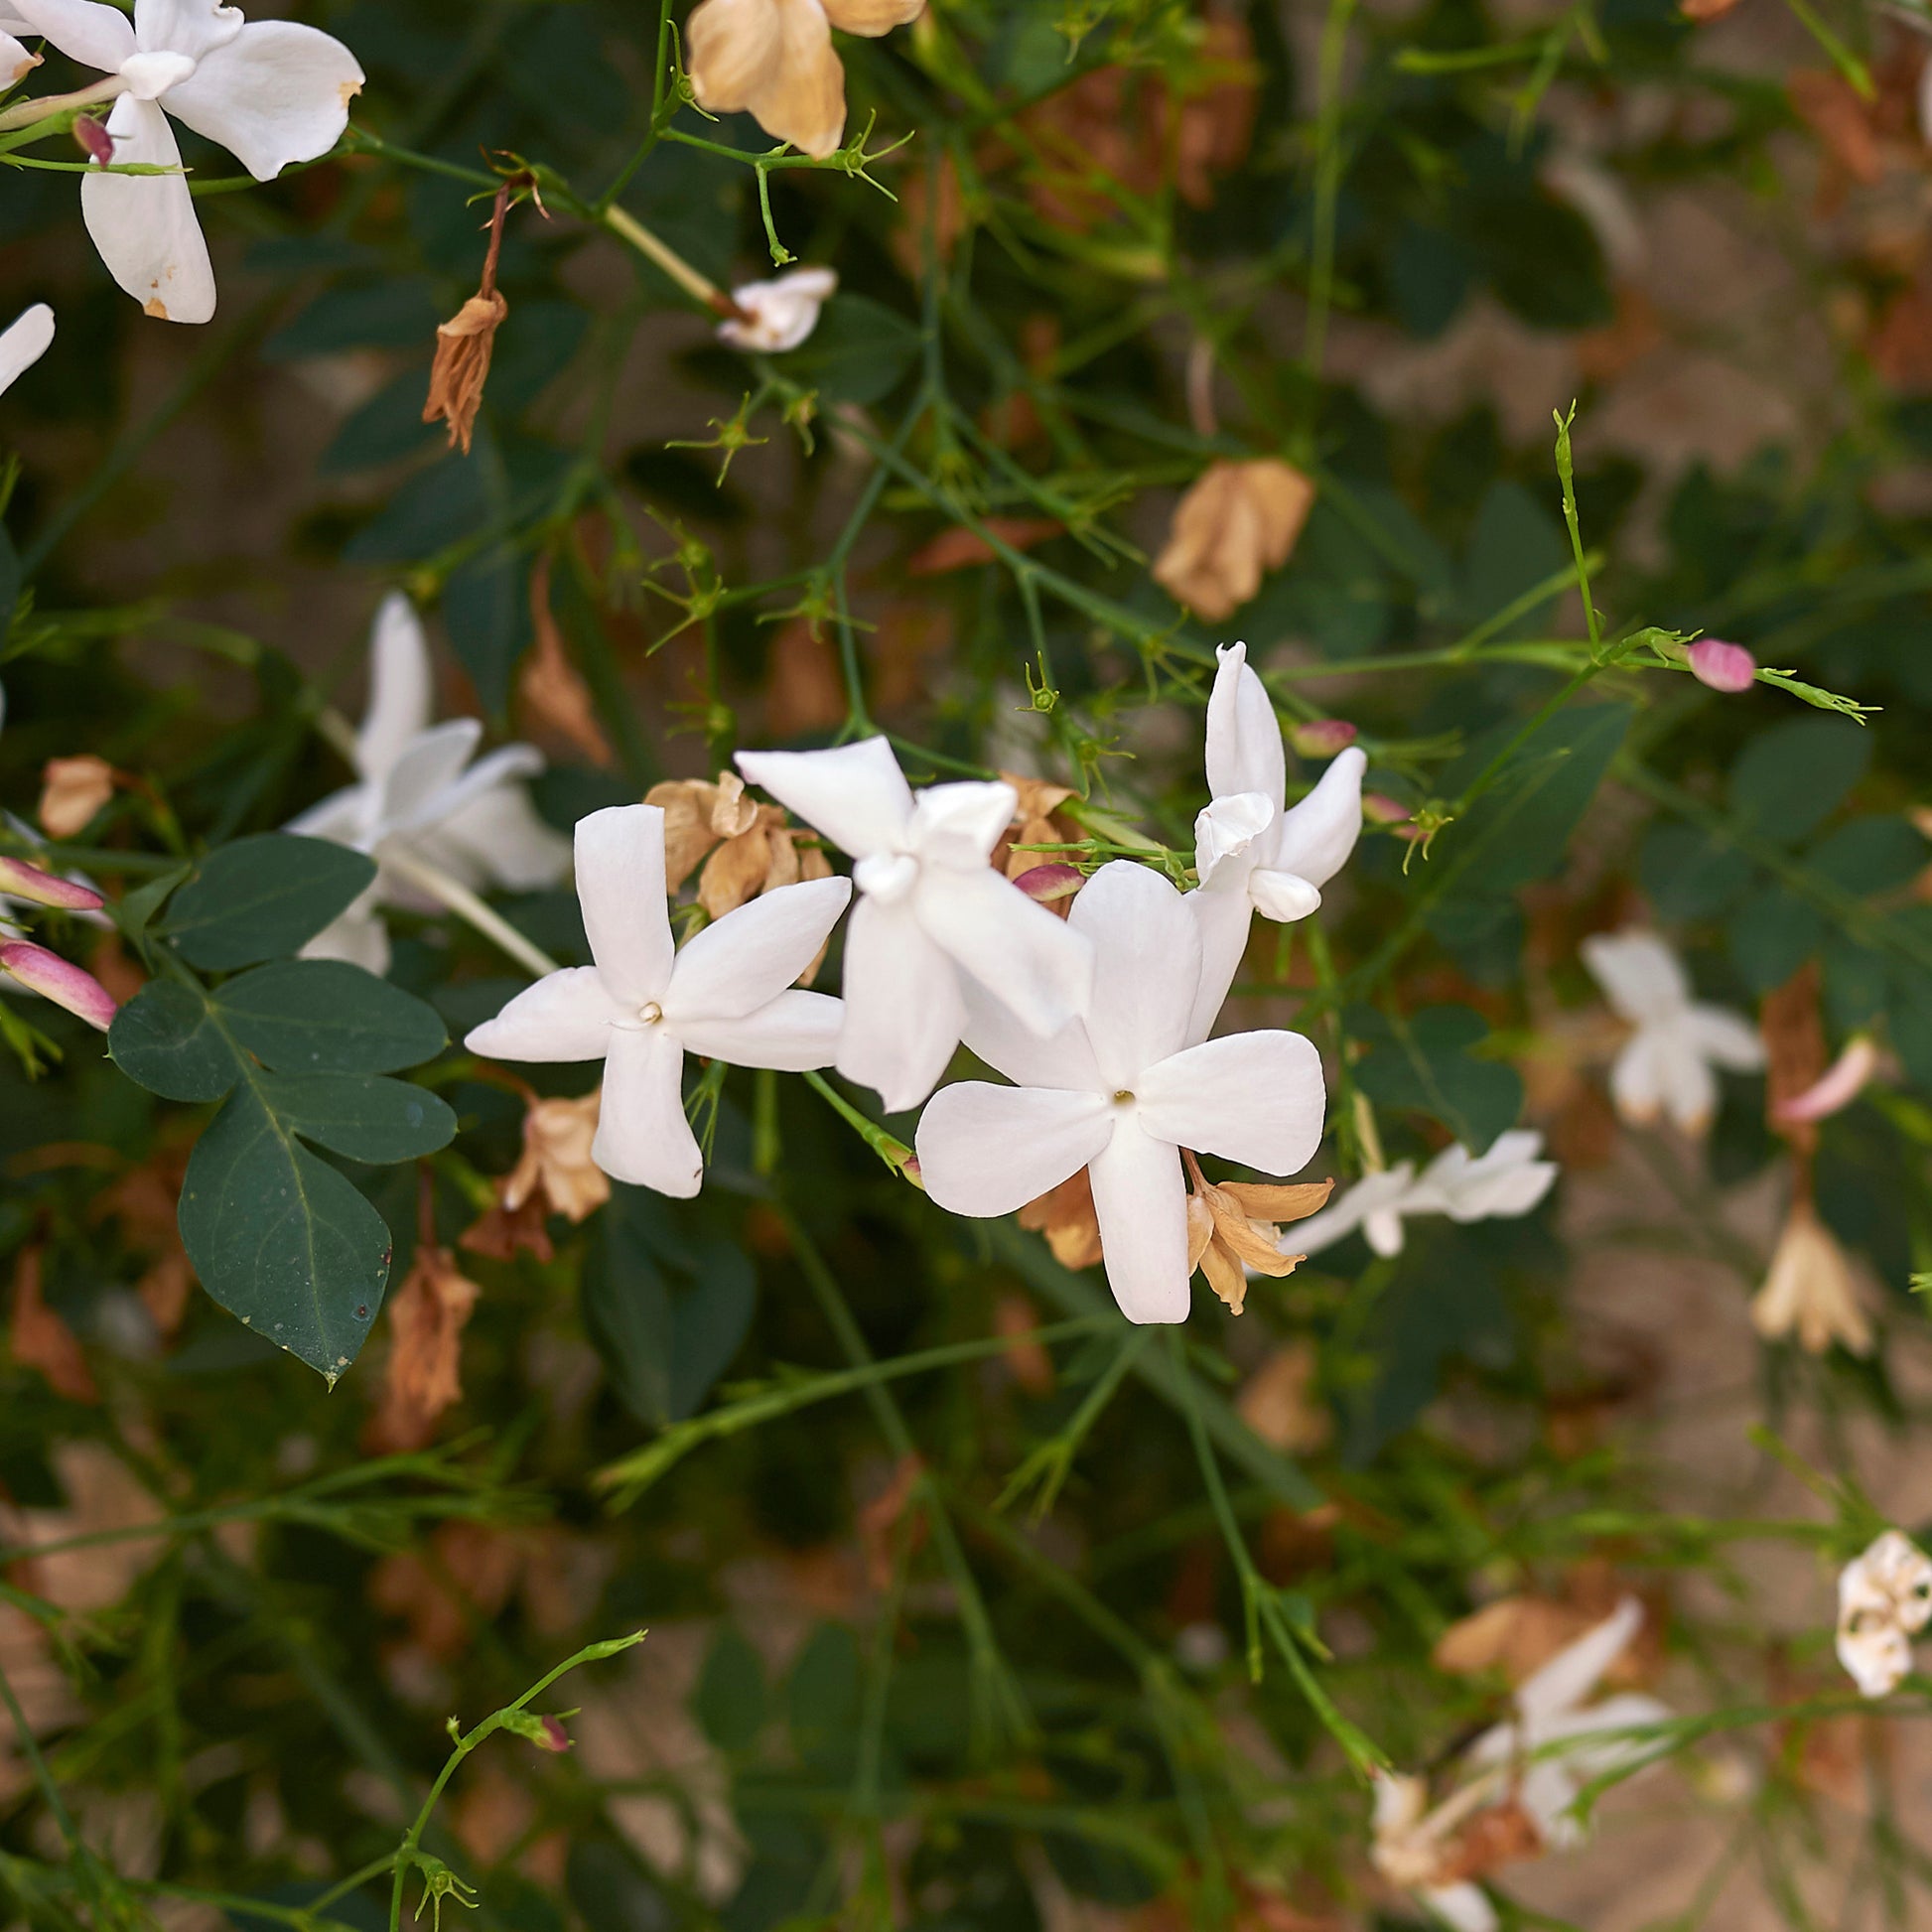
top-left (38, 755), bottom-right (116, 839)
top-left (1154, 459), bottom-right (1314, 621)
top-left (424, 290), bottom-right (508, 456)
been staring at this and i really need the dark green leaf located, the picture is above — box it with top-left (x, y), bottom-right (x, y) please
top-left (1639, 822), bottom-right (1752, 921)
top-left (109, 979), bottom-right (235, 1102)
top-left (1351, 1004), bottom-right (1524, 1151)
top-left (261, 1071), bottom-right (456, 1164)
top-left (781, 296), bottom-right (920, 406)
top-left (164, 836), bottom-right (376, 971)
top-left (217, 960), bottom-right (448, 1072)
top-left (694, 1626), bottom-right (767, 1752)
top-left (1729, 717), bottom-right (1870, 845)
top-left (1807, 818), bottom-right (1925, 897)
top-left (115, 861), bottom-right (195, 947)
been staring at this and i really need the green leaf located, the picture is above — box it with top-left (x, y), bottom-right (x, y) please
top-left (781, 295), bottom-right (920, 406)
top-left (1730, 717), bottom-right (1870, 845)
top-left (109, 980), bottom-right (234, 1102)
top-left (217, 960), bottom-right (449, 1072)
top-left (1807, 817), bottom-right (1926, 897)
top-left (115, 862), bottom-right (195, 948)
top-left (1351, 1004), bottom-right (1524, 1151)
top-left (1640, 822), bottom-right (1752, 922)
top-left (693, 1626), bottom-right (767, 1752)
top-left (261, 1071), bottom-right (456, 1164)
top-left (177, 1087), bottom-right (391, 1385)
top-left (1727, 888), bottom-right (1826, 994)
top-left (163, 835), bottom-right (375, 971)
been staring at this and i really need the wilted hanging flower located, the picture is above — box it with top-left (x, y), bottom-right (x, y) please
top-left (9, 0), bottom-right (363, 323)
top-left (1189, 640), bottom-right (1366, 1041)
top-left (1153, 459), bottom-right (1314, 621)
top-left (1750, 1196), bottom-right (1870, 1356)
top-left (1236, 1340), bottom-right (1330, 1452)
top-left (1018, 1169), bottom-right (1103, 1270)
top-left (367, 1245), bottom-right (483, 1453)
top-left (425, 179), bottom-right (520, 455)
top-left (520, 557), bottom-right (612, 766)
top-left (502, 1089), bottom-right (610, 1225)
top-left (1836, 1530), bottom-right (1932, 1699)
top-left (916, 861), bottom-right (1325, 1323)
top-left (288, 595), bottom-right (570, 974)
top-left (466, 805), bottom-right (851, 1196)
top-left (38, 755), bottom-right (116, 839)
top-left (647, 770), bottom-right (832, 924)
top-left (736, 737), bottom-right (1093, 1112)
top-left (1292, 1133), bottom-right (1559, 1259)
top-left (719, 266), bottom-right (838, 352)
top-left (685, 0), bottom-right (925, 160)
top-left (1184, 1152), bottom-right (1330, 1312)
top-left (1581, 928), bottom-right (1764, 1136)
top-left (0, 304), bottom-right (53, 395)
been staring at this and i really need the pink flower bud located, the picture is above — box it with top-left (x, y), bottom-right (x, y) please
top-left (1289, 719), bottom-right (1358, 759)
top-left (0, 858), bottom-right (103, 912)
top-left (1012, 863), bottom-right (1083, 903)
top-left (1774, 1035), bottom-right (1880, 1126)
top-left (1689, 638), bottom-right (1755, 694)
top-left (71, 116), bottom-right (113, 167)
top-left (0, 941), bottom-right (117, 1031)
top-left (537, 1716), bottom-right (571, 1753)
top-left (1362, 793), bottom-right (1412, 827)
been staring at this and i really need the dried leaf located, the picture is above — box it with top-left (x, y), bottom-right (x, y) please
top-left (10, 1247), bottom-right (97, 1404)
top-left (367, 1247), bottom-right (483, 1451)
top-left (1154, 460), bottom-right (1314, 621)
top-left (520, 556), bottom-right (614, 765)
top-left (503, 1089), bottom-right (610, 1224)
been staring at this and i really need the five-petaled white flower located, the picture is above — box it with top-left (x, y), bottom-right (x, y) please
top-left (0, 13), bottom-right (37, 83)
top-left (0, 303), bottom-right (54, 396)
top-left (287, 594), bottom-right (570, 976)
top-left (1581, 927), bottom-right (1763, 1136)
top-left (735, 737), bottom-right (1093, 1113)
top-left (1373, 1598), bottom-right (1670, 1932)
top-left (10, 0), bottom-right (362, 324)
top-left (466, 804), bottom-right (851, 1197)
top-left (1189, 641), bottom-right (1365, 1041)
top-left (719, 266), bottom-right (838, 352)
top-left (1292, 1132), bottom-right (1559, 1260)
top-left (1836, 1530), bottom-right (1932, 1699)
top-left (914, 860), bottom-right (1325, 1323)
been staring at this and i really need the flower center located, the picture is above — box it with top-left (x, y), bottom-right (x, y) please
top-left (637, 1001), bottom-right (663, 1026)
top-left (853, 851), bottom-right (920, 904)
top-left (1113, 1089), bottom-right (1135, 1107)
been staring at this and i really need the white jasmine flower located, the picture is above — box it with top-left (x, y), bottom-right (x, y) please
top-left (467, 805), bottom-right (850, 1196)
top-left (10, 0), bottom-right (362, 324)
top-left (1836, 1530), bottom-right (1932, 1699)
top-left (1292, 1132), bottom-right (1559, 1259)
top-left (735, 737), bottom-right (1093, 1112)
top-left (1374, 1600), bottom-right (1669, 1932)
top-left (288, 594), bottom-right (571, 975)
top-left (914, 860), bottom-right (1325, 1323)
top-left (0, 303), bottom-right (53, 394)
top-left (719, 266), bottom-right (837, 352)
top-left (1581, 928), bottom-right (1763, 1136)
top-left (0, 16), bottom-right (37, 84)
top-left (1188, 641), bottom-right (1365, 1041)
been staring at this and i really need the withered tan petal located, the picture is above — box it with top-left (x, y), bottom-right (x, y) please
top-left (821, 0), bottom-right (926, 32)
top-left (646, 778), bottom-right (724, 888)
top-left (504, 1090), bottom-right (609, 1223)
top-left (1153, 459), bottom-right (1314, 621)
top-left (423, 291), bottom-right (508, 456)
top-left (708, 770), bottom-right (761, 840)
top-left (699, 826), bottom-right (775, 918)
top-left (686, 0), bottom-right (787, 114)
top-left (691, 0), bottom-right (849, 159)
top-left (1185, 1189), bottom-right (1215, 1272)
top-left (1221, 1178), bottom-right (1334, 1223)
top-left (1197, 1235), bottom-right (1248, 1313)
top-left (38, 755), bottom-right (116, 840)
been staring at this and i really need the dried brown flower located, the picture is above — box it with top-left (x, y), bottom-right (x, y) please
top-left (993, 1292), bottom-right (1055, 1396)
top-left (1154, 459), bottom-right (1314, 621)
top-left (10, 1246), bottom-right (97, 1404)
top-left (1751, 1196), bottom-right (1871, 1356)
top-left (1184, 1156), bottom-right (1331, 1313)
top-left (519, 556), bottom-right (613, 765)
top-left (1236, 1340), bottom-right (1330, 1453)
top-left (38, 755), bottom-right (116, 839)
top-left (686, 0), bottom-right (926, 161)
top-left (367, 1246), bottom-right (483, 1452)
top-left (763, 618), bottom-right (848, 740)
top-left (646, 772), bottom-right (834, 944)
top-left (1019, 1167), bottom-right (1104, 1270)
top-left (425, 179), bottom-right (520, 456)
top-left (503, 1089), bottom-right (610, 1224)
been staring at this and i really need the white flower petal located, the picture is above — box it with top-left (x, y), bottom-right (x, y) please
top-left (373, 718), bottom-right (482, 830)
top-left (0, 305), bottom-right (54, 397)
top-left (1514, 1597), bottom-right (1645, 1732)
top-left (736, 735), bottom-right (913, 860)
top-left (1193, 789), bottom-right (1273, 887)
top-left (161, 17), bottom-right (361, 181)
top-left (595, 1026), bottom-right (702, 1196)
top-left (1685, 1002), bottom-right (1766, 1071)
top-left (1248, 868), bottom-right (1323, 922)
top-left (465, 967), bottom-right (622, 1062)
top-left (134, 0), bottom-right (241, 61)
top-left (1422, 1883), bottom-right (1499, 1932)
top-left (1607, 1031), bottom-right (1668, 1128)
top-left (1087, 1114), bottom-right (1191, 1322)
top-left (356, 593), bottom-right (434, 782)
top-left (719, 265), bottom-right (838, 352)
top-left (1185, 870), bottom-right (1255, 1047)
top-left (959, 975), bottom-right (1103, 1092)
top-left (1657, 1035), bottom-right (1720, 1136)
top-left (81, 93), bottom-right (214, 324)
top-left (676, 988), bottom-right (844, 1072)
top-left (668, 874), bottom-right (852, 1023)
top-left (1268, 746), bottom-right (1365, 888)
top-left (836, 893), bottom-right (965, 1113)
top-left (906, 779), bottom-right (1018, 868)
top-left (1070, 860), bottom-right (1200, 1089)
top-left (0, 32), bottom-right (33, 83)
top-left (424, 784), bottom-right (571, 892)
top-left (285, 781), bottom-right (375, 848)
top-left (915, 1082), bottom-right (1113, 1216)
top-left (1363, 1205), bottom-right (1409, 1257)
top-left (913, 861), bottom-right (1093, 1040)
top-left (1582, 929), bottom-right (1689, 1027)
top-left (1204, 641), bottom-right (1285, 811)
top-left (1135, 1029), bottom-right (1325, 1176)
top-left (574, 804), bottom-right (675, 1006)
top-left (299, 896), bottom-right (389, 975)
top-left (9, 0), bottom-right (134, 70)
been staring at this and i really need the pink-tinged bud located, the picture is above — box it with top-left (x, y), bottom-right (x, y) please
top-left (1362, 793), bottom-right (1412, 826)
top-left (1775, 1035), bottom-right (1880, 1126)
top-left (1689, 638), bottom-right (1755, 694)
top-left (0, 941), bottom-right (117, 1031)
top-left (1012, 863), bottom-right (1083, 903)
top-left (897, 1152), bottom-right (923, 1187)
top-left (71, 116), bottom-right (113, 167)
top-left (0, 858), bottom-right (103, 912)
top-left (537, 1716), bottom-right (572, 1753)
top-left (1289, 719), bottom-right (1358, 759)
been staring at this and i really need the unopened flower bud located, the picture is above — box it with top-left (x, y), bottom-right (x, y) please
top-left (72, 115), bottom-right (113, 166)
top-left (0, 858), bottom-right (103, 912)
top-left (1289, 718), bottom-right (1358, 759)
top-left (1012, 862), bottom-right (1083, 903)
top-left (1362, 792), bottom-right (1412, 827)
top-left (0, 940), bottom-right (117, 1031)
top-left (537, 1716), bottom-right (571, 1753)
top-left (1774, 1035), bottom-right (1879, 1125)
top-left (1688, 638), bottom-right (1755, 694)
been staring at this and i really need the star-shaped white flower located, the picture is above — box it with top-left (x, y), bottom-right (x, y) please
top-left (10, 0), bottom-right (362, 324)
top-left (735, 737), bottom-right (1093, 1112)
top-left (914, 860), bottom-right (1325, 1323)
top-left (1189, 641), bottom-right (1365, 1041)
top-left (1837, 1530), bottom-right (1932, 1699)
top-left (466, 804), bottom-right (851, 1197)
top-left (719, 266), bottom-right (837, 352)
top-left (1581, 928), bottom-right (1763, 1136)
top-left (1291, 1131), bottom-right (1559, 1259)
top-left (0, 304), bottom-right (54, 396)
top-left (287, 594), bottom-right (570, 975)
